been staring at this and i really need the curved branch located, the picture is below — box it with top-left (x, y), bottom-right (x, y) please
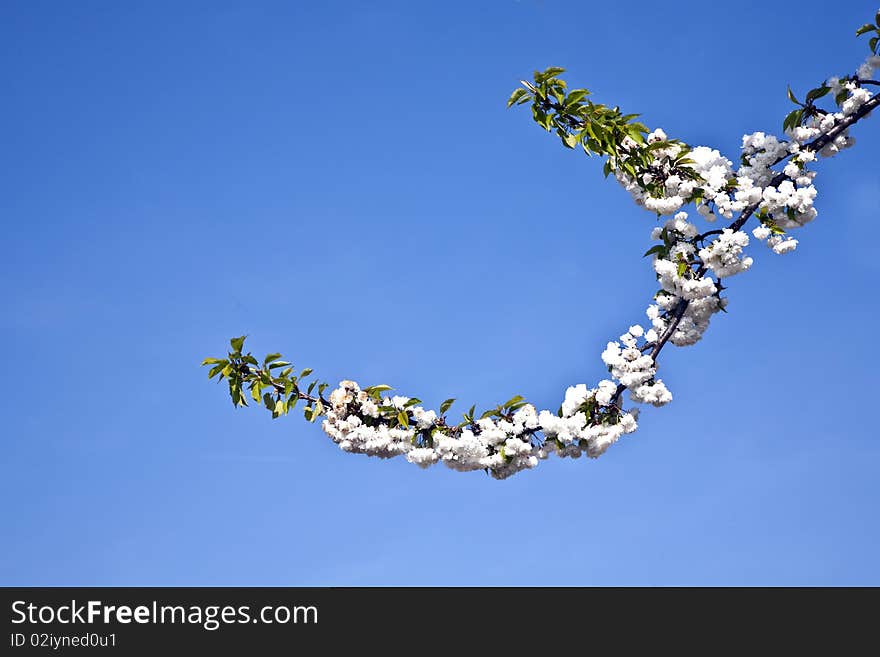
top-left (204, 26), bottom-right (879, 479)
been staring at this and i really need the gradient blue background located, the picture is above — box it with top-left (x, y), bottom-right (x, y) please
top-left (2, 0), bottom-right (878, 585)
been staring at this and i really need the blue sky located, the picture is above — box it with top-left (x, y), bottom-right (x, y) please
top-left (2, 0), bottom-right (878, 585)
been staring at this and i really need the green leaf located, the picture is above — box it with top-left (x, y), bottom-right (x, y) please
top-left (230, 336), bottom-right (246, 353)
top-left (202, 357), bottom-right (225, 366)
top-left (397, 411), bottom-right (409, 428)
top-left (677, 261), bottom-right (688, 277)
top-left (251, 382), bottom-right (262, 402)
top-left (263, 392), bottom-right (274, 410)
top-left (263, 353), bottom-right (281, 365)
top-left (540, 66), bottom-right (566, 78)
top-left (870, 36), bottom-right (879, 53)
top-left (856, 22), bottom-right (875, 36)
top-left (643, 244), bottom-right (666, 258)
top-left (299, 368), bottom-right (313, 378)
top-left (805, 86), bottom-right (830, 103)
top-left (565, 89), bottom-right (590, 106)
top-left (783, 109), bottom-right (802, 132)
top-left (503, 395), bottom-right (524, 408)
top-left (787, 86), bottom-right (800, 105)
top-left (207, 363), bottom-right (226, 379)
top-left (507, 87), bottom-right (529, 108)
top-left (268, 361), bottom-right (291, 369)
top-left (440, 398), bottom-right (456, 414)
top-left (646, 140), bottom-right (671, 151)
top-left (366, 384), bottom-right (393, 393)
top-left (274, 399), bottom-right (286, 416)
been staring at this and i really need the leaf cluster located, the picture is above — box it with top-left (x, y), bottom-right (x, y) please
top-left (202, 336), bottom-right (327, 421)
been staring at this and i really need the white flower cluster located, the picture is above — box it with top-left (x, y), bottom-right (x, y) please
top-left (657, 291), bottom-right (725, 347)
top-left (649, 213), bottom-right (718, 302)
top-left (642, 211), bottom-right (728, 347)
top-left (625, 70), bottom-right (876, 271)
top-left (785, 78), bottom-right (865, 159)
top-left (768, 235), bottom-right (799, 254)
top-left (321, 379), bottom-right (639, 480)
top-left (699, 229), bottom-right (753, 278)
top-left (651, 211), bottom-right (698, 241)
top-left (856, 54), bottom-right (880, 82)
top-left (601, 326), bottom-right (672, 407)
top-left (323, 384), bottom-right (413, 458)
top-left (654, 258), bottom-right (717, 300)
top-left (613, 131), bottom-right (733, 217)
top-left (689, 146), bottom-right (737, 220)
top-left (740, 132), bottom-right (791, 187)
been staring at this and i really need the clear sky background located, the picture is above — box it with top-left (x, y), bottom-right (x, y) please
top-left (2, 0), bottom-right (878, 586)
